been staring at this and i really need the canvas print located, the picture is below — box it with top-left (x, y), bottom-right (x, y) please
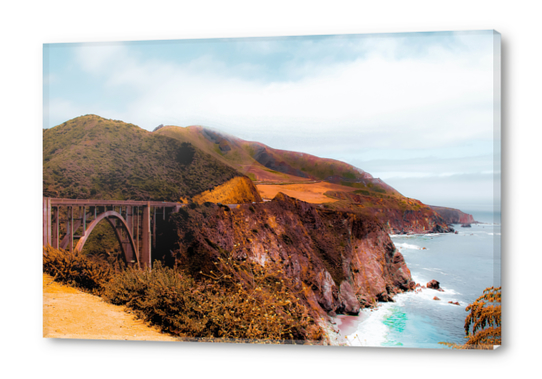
top-left (42, 30), bottom-right (501, 348)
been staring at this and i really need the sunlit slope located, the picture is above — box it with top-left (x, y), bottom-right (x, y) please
top-left (155, 125), bottom-right (399, 197)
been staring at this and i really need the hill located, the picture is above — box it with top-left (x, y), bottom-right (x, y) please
top-left (44, 117), bottom-right (472, 234)
top-left (155, 124), bottom-right (460, 233)
top-left (155, 125), bottom-right (399, 197)
top-left (43, 115), bottom-right (247, 201)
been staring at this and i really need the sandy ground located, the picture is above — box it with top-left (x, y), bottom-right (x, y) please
top-left (43, 274), bottom-right (178, 341)
top-left (257, 181), bottom-right (355, 204)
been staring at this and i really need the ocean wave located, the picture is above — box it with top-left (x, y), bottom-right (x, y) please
top-left (343, 286), bottom-right (465, 347)
top-left (395, 242), bottom-right (427, 251)
top-left (345, 304), bottom-right (393, 346)
top-left (390, 233), bottom-right (441, 238)
top-left (401, 286), bottom-right (463, 305)
top-left (421, 267), bottom-right (447, 275)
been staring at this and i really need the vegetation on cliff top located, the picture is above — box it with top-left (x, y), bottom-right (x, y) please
top-left (43, 115), bottom-right (241, 201)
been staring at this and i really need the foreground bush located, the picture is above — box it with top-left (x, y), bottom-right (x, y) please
top-left (44, 247), bottom-right (324, 343)
top-left (463, 286), bottom-right (501, 348)
top-left (43, 246), bottom-right (113, 295)
top-left (102, 259), bottom-right (323, 343)
top-left (440, 286), bottom-right (501, 349)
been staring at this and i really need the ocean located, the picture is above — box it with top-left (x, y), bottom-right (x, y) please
top-left (334, 210), bottom-right (501, 348)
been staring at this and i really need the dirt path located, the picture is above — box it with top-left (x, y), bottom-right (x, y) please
top-left (43, 274), bottom-right (178, 341)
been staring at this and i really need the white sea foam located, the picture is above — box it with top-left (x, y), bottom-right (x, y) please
top-left (341, 283), bottom-right (465, 347)
top-left (421, 267), bottom-right (447, 275)
top-left (395, 242), bottom-right (427, 251)
top-left (345, 305), bottom-right (392, 347)
top-left (390, 233), bottom-right (441, 238)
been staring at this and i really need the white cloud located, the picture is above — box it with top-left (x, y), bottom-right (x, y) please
top-left (93, 48), bottom-right (493, 150)
top-left (385, 171), bottom-right (500, 211)
top-left (48, 33), bottom-right (499, 207)
top-left (61, 34), bottom-right (496, 154)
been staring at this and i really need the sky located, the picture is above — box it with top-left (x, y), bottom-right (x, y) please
top-left (43, 30), bottom-right (500, 212)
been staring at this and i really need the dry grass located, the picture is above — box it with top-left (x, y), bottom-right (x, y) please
top-left (257, 182), bottom-right (356, 203)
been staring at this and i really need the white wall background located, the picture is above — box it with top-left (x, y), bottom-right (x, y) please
top-left (0, 1), bottom-right (536, 377)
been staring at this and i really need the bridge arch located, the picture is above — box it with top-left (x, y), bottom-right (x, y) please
top-left (75, 210), bottom-right (139, 268)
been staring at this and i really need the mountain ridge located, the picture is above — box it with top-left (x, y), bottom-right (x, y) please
top-left (154, 123), bottom-right (470, 232)
top-left (44, 115), bottom-right (474, 234)
top-left (43, 115), bottom-right (252, 202)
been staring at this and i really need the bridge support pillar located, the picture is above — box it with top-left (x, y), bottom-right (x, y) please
top-left (141, 202), bottom-right (151, 269)
top-left (52, 206), bottom-right (59, 249)
top-left (43, 198), bottom-right (51, 246)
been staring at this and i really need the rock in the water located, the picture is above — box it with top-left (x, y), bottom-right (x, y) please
top-left (427, 279), bottom-right (440, 290)
top-left (448, 301), bottom-right (460, 306)
top-left (433, 296), bottom-right (440, 301)
top-left (461, 223), bottom-right (472, 228)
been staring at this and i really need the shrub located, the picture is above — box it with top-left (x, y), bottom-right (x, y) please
top-left (102, 259), bottom-right (323, 343)
top-left (43, 246), bottom-right (324, 344)
top-left (463, 286), bottom-right (501, 348)
top-left (440, 286), bottom-right (501, 349)
top-left (43, 246), bottom-right (113, 295)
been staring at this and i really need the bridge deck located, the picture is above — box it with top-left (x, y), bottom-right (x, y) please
top-left (49, 198), bottom-right (184, 207)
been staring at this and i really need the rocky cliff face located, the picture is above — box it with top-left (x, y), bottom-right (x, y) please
top-left (168, 193), bottom-right (415, 318)
top-left (324, 191), bottom-right (454, 234)
top-left (429, 205), bottom-right (476, 224)
top-left (189, 176), bottom-right (263, 204)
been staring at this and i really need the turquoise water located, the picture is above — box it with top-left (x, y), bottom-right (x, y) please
top-left (337, 211), bottom-right (501, 348)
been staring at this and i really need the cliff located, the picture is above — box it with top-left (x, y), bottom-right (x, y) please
top-left (168, 193), bottom-right (415, 318)
top-left (190, 176), bottom-right (263, 204)
top-left (429, 205), bottom-right (476, 224)
top-left (324, 191), bottom-right (454, 234)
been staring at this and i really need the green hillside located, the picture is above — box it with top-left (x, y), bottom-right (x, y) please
top-left (43, 115), bottom-right (241, 201)
top-left (155, 125), bottom-right (399, 196)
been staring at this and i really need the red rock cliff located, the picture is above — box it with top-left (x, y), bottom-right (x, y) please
top-left (169, 193), bottom-right (415, 318)
top-left (429, 205), bottom-right (476, 224)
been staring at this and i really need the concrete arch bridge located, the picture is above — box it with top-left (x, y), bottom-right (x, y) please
top-left (43, 198), bottom-right (184, 268)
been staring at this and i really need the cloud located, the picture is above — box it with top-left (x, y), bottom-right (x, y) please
top-left (356, 155), bottom-right (497, 179)
top-left (55, 34), bottom-right (496, 152)
top-left (385, 171), bottom-right (500, 210)
top-left (81, 45), bottom-right (493, 149)
top-left (46, 32), bottom-right (499, 207)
